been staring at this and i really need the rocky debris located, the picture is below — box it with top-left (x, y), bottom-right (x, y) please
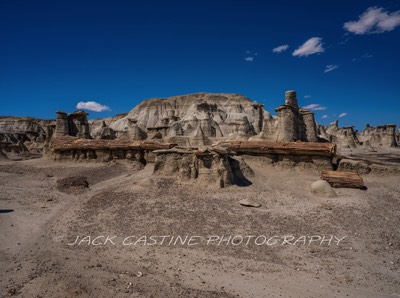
top-left (56, 176), bottom-right (89, 193)
top-left (310, 180), bottom-right (337, 198)
top-left (321, 170), bottom-right (365, 189)
top-left (239, 198), bottom-right (261, 207)
top-left (337, 159), bottom-right (371, 174)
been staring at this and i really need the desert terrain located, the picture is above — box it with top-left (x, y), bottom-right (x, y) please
top-left (1, 152), bottom-right (399, 297)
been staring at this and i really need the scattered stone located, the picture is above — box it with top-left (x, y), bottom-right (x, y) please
top-left (239, 198), bottom-right (261, 208)
top-left (56, 176), bottom-right (89, 193)
top-left (338, 159), bottom-right (371, 174)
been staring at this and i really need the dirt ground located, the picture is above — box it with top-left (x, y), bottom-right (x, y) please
top-left (1, 155), bottom-right (399, 297)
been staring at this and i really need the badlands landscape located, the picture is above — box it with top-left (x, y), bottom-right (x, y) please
top-left (1, 91), bottom-right (400, 297)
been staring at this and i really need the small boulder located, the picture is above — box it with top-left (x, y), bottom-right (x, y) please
top-left (310, 180), bottom-right (337, 198)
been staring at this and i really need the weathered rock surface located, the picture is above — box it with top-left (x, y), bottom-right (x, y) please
top-left (318, 121), bottom-right (399, 150)
top-left (108, 93), bottom-right (268, 146)
top-left (54, 111), bottom-right (90, 138)
top-left (359, 124), bottom-right (398, 148)
top-left (0, 116), bottom-right (55, 158)
top-left (153, 148), bottom-right (253, 188)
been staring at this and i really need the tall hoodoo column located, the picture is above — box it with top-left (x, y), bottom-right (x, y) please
top-left (275, 105), bottom-right (298, 142)
top-left (300, 110), bottom-right (318, 142)
top-left (69, 111), bottom-right (91, 138)
top-left (275, 90), bottom-right (300, 141)
top-left (285, 90), bottom-right (299, 109)
top-left (54, 112), bottom-right (69, 137)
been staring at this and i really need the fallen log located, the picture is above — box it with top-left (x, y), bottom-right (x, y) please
top-left (217, 141), bottom-right (336, 157)
top-left (321, 170), bottom-right (364, 189)
top-left (52, 136), bottom-right (176, 151)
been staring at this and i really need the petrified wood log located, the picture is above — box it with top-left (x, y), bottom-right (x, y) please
top-left (52, 136), bottom-right (175, 151)
top-left (321, 170), bottom-right (364, 189)
top-left (217, 141), bottom-right (336, 157)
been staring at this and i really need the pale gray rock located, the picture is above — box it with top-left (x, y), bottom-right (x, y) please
top-left (110, 93), bottom-right (268, 145)
top-left (310, 180), bottom-right (337, 198)
top-left (239, 198), bottom-right (261, 207)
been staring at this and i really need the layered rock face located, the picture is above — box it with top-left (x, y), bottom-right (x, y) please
top-left (153, 147), bottom-right (253, 188)
top-left (106, 93), bottom-right (267, 146)
top-left (0, 116), bottom-right (55, 157)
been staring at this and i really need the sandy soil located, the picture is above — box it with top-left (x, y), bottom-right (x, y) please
top-left (1, 156), bottom-right (400, 297)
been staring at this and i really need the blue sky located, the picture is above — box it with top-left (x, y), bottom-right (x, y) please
top-left (1, 0), bottom-right (399, 130)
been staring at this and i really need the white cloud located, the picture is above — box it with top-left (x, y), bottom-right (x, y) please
top-left (76, 101), bottom-right (111, 112)
top-left (304, 95), bottom-right (312, 99)
top-left (244, 56), bottom-right (254, 62)
top-left (324, 64), bottom-right (339, 73)
top-left (338, 113), bottom-right (347, 118)
top-left (322, 115), bottom-right (328, 119)
top-left (302, 104), bottom-right (327, 111)
top-left (272, 44), bottom-right (289, 53)
top-left (292, 37), bottom-right (324, 57)
top-left (344, 7), bottom-right (400, 34)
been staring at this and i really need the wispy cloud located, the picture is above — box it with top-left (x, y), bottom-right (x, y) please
top-left (302, 104), bottom-right (327, 111)
top-left (272, 44), bottom-right (289, 53)
top-left (292, 37), bottom-right (324, 57)
top-left (324, 64), bottom-right (338, 73)
top-left (322, 115), bottom-right (328, 119)
top-left (344, 7), bottom-right (400, 34)
top-left (76, 101), bottom-right (111, 112)
top-left (304, 95), bottom-right (312, 99)
top-left (352, 53), bottom-right (374, 62)
top-left (338, 113), bottom-right (347, 118)
top-left (244, 51), bottom-right (258, 62)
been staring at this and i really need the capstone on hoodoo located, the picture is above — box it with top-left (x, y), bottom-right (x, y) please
top-left (54, 110), bottom-right (90, 139)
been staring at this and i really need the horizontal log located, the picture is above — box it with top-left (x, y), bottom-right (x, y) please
top-left (321, 170), bottom-right (364, 188)
top-left (52, 137), bottom-right (175, 151)
top-left (217, 141), bottom-right (336, 157)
